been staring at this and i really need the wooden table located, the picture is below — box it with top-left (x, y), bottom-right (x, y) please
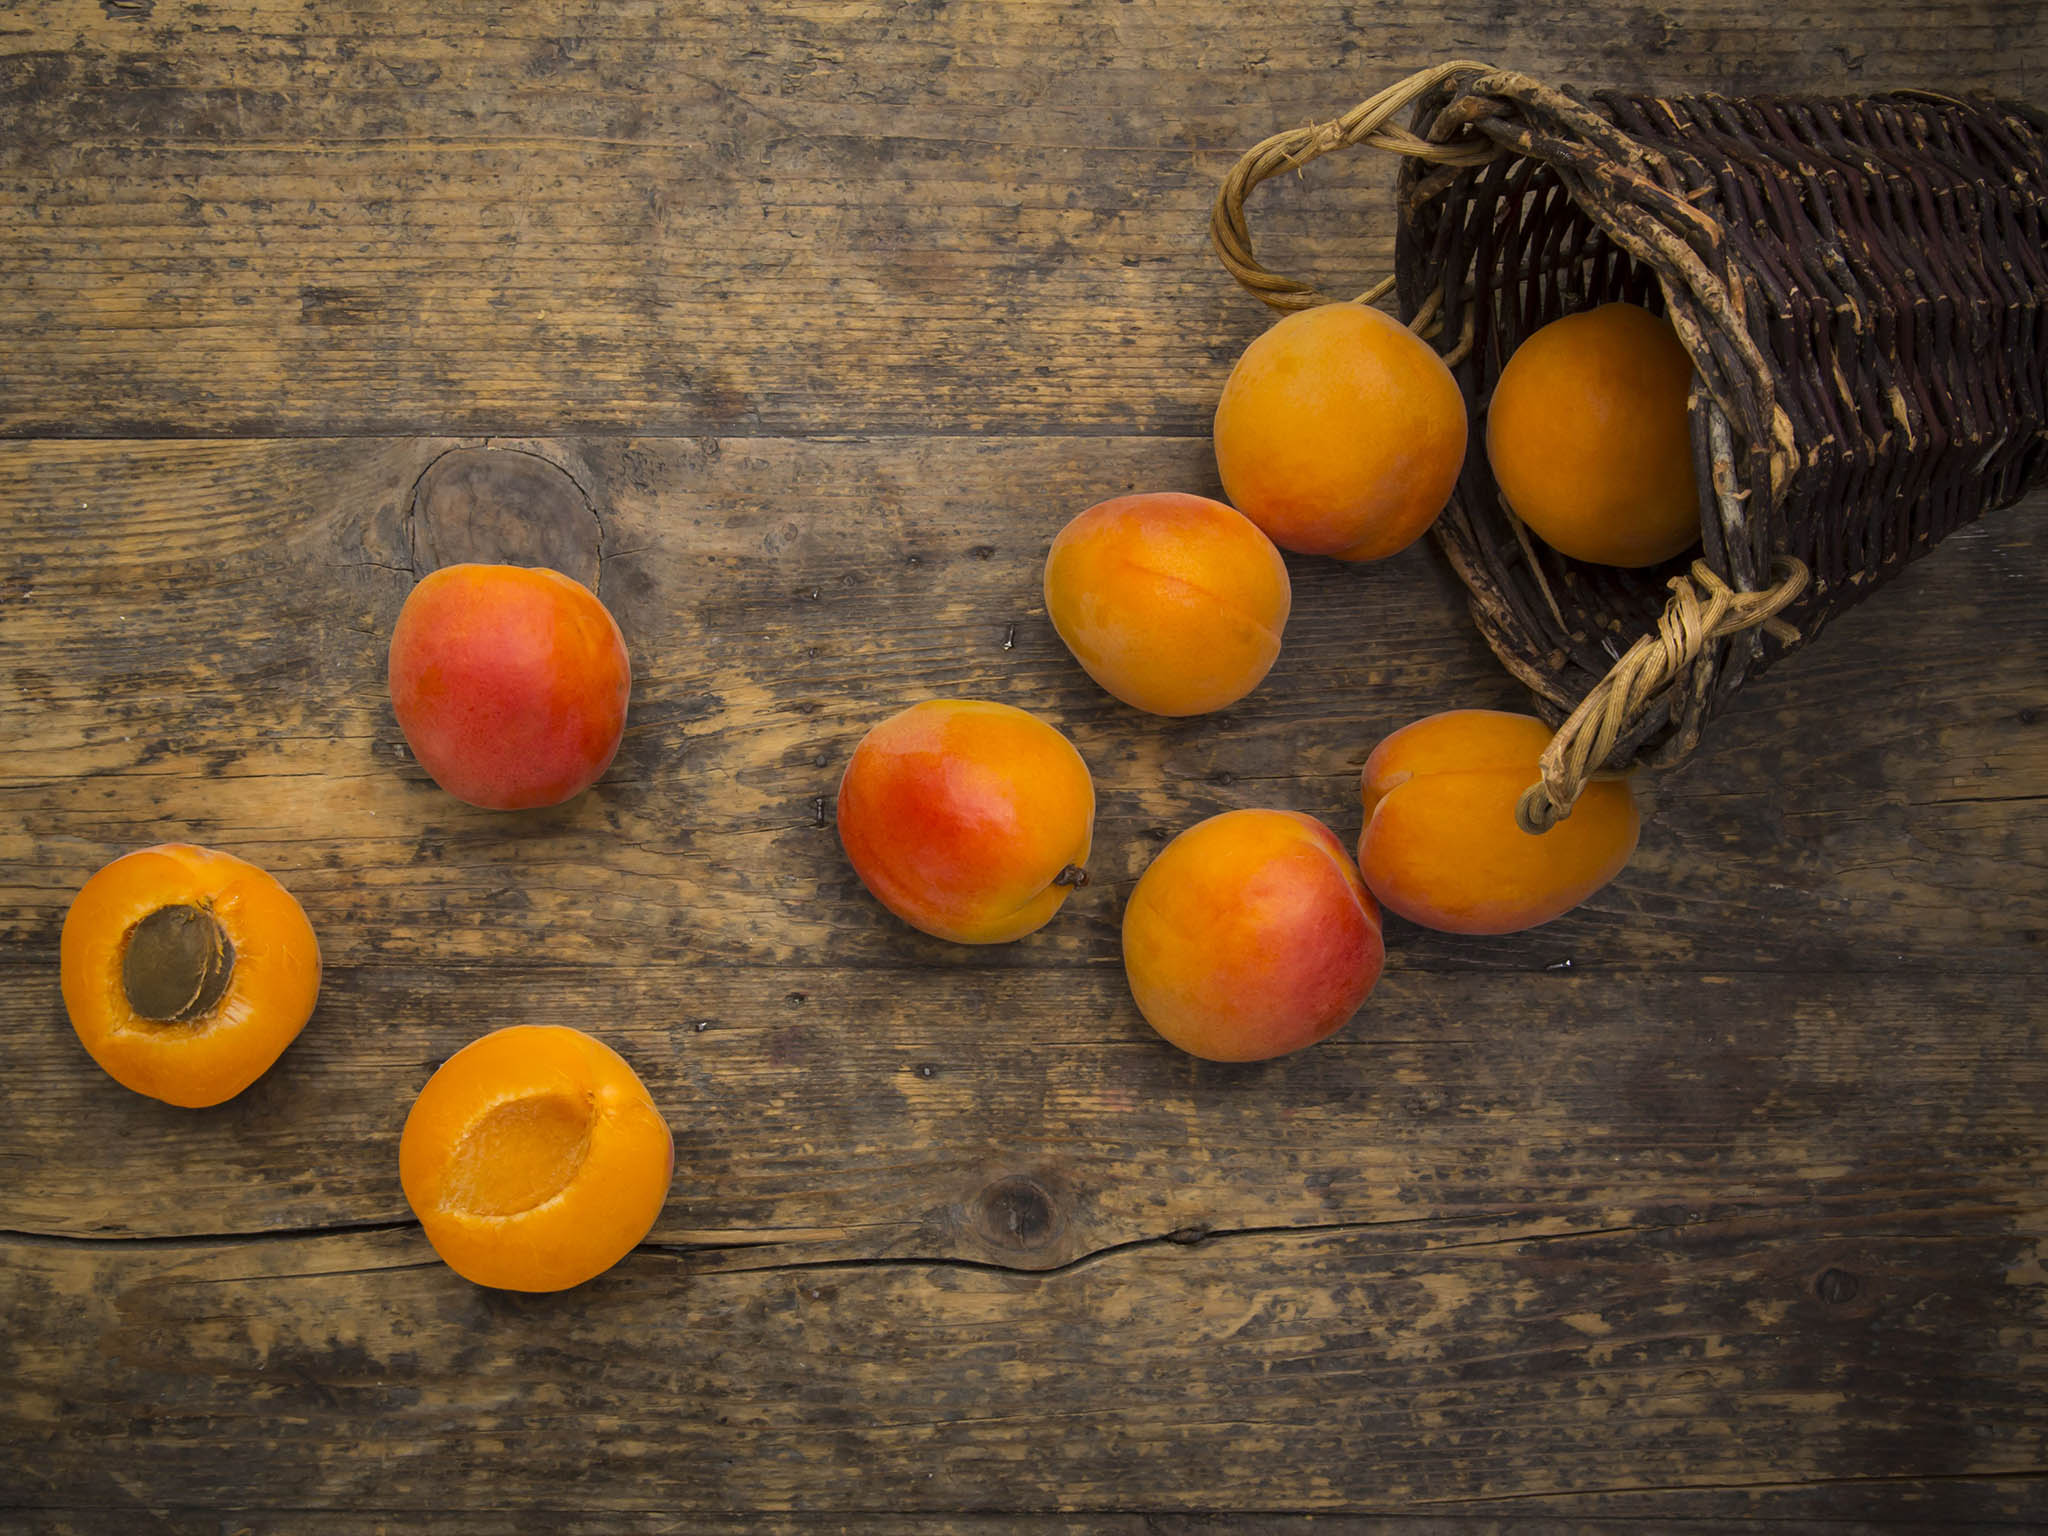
top-left (4, 4), bottom-right (2044, 1530)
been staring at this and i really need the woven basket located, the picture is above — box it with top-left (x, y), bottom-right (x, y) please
top-left (1213, 62), bottom-right (2048, 829)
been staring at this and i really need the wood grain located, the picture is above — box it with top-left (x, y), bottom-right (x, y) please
top-left (4, 963), bottom-right (2043, 1246)
top-left (2, 438), bottom-right (2042, 978)
top-left (4, 1212), bottom-right (2043, 1520)
top-left (2, 435), bottom-right (2042, 1522)
top-left (2, 2), bottom-right (2043, 437)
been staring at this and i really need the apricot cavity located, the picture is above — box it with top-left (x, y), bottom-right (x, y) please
top-left (1486, 303), bottom-right (1701, 567)
top-left (1044, 492), bottom-right (1291, 716)
top-left (1122, 809), bottom-right (1384, 1061)
top-left (1357, 710), bottom-right (1640, 934)
top-left (60, 843), bottom-right (322, 1107)
top-left (837, 699), bottom-right (1095, 944)
top-left (400, 1025), bottom-right (674, 1292)
top-left (1213, 302), bottom-right (1468, 561)
top-left (388, 562), bottom-right (631, 810)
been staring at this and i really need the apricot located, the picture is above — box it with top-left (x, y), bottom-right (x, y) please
top-left (1486, 302), bottom-right (1701, 567)
top-left (1122, 809), bottom-right (1384, 1061)
top-left (837, 699), bottom-right (1094, 944)
top-left (59, 843), bottom-right (322, 1107)
top-left (1213, 301), bottom-right (1468, 561)
top-left (400, 1025), bottom-right (674, 1292)
top-left (1356, 709), bottom-right (1640, 934)
top-left (1043, 492), bottom-right (1291, 716)
top-left (388, 562), bottom-right (631, 810)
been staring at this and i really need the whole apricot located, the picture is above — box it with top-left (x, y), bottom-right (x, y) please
top-left (1043, 492), bottom-right (1291, 716)
top-left (60, 843), bottom-right (322, 1107)
top-left (388, 562), bottom-right (631, 810)
top-left (1213, 302), bottom-right (1468, 561)
top-left (1357, 709), bottom-right (1640, 934)
top-left (837, 700), bottom-right (1094, 944)
top-left (1486, 303), bottom-right (1700, 567)
top-left (1122, 809), bottom-right (1384, 1061)
top-left (400, 1024), bottom-right (674, 1292)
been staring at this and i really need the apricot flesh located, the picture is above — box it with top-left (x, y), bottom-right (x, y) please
top-left (59, 843), bottom-right (322, 1107)
top-left (1213, 302), bottom-right (1468, 561)
top-left (1357, 710), bottom-right (1640, 934)
top-left (837, 699), bottom-right (1094, 944)
top-left (1486, 303), bottom-right (1701, 568)
top-left (1043, 492), bottom-right (1291, 717)
top-left (1122, 809), bottom-right (1385, 1062)
top-left (388, 562), bottom-right (631, 810)
top-left (399, 1025), bottom-right (674, 1292)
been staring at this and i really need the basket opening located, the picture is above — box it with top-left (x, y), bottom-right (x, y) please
top-left (1431, 153), bottom-right (1709, 726)
top-left (1379, 76), bottom-right (2047, 774)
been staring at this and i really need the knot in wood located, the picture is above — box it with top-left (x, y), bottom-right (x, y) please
top-left (973, 1175), bottom-right (1062, 1253)
top-left (1815, 1267), bottom-right (1862, 1306)
top-left (410, 447), bottom-right (602, 590)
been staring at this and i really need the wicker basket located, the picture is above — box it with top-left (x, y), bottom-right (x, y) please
top-left (1213, 62), bottom-right (2048, 829)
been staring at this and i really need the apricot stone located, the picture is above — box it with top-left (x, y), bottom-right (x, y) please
top-left (1357, 709), bottom-right (1640, 934)
top-left (1044, 492), bottom-right (1291, 716)
top-left (1486, 303), bottom-right (1701, 568)
top-left (1213, 302), bottom-right (1468, 561)
top-left (400, 1024), bottom-right (674, 1292)
top-left (388, 562), bottom-right (631, 810)
top-left (1122, 809), bottom-right (1384, 1061)
top-left (837, 699), bottom-right (1094, 945)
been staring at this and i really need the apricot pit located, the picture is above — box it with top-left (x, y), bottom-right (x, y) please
top-left (121, 904), bottom-right (235, 1022)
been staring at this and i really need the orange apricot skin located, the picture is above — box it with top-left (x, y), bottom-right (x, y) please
top-left (1485, 303), bottom-right (1700, 568)
top-left (837, 700), bottom-right (1095, 945)
top-left (388, 563), bottom-right (631, 810)
top-left (1357, 710), bottom-right (1641, 935)
top-left (59, 844), bottom-right (322, 1108)
top-left (1213, 302), bottom-right (1468, 561)
top-left (1122, 809), bottom-right (1385, 1062)
top-left (399, 1025), bottom-right (674, 1293)
top-left (1043, 492), bottom-right (1292, 717)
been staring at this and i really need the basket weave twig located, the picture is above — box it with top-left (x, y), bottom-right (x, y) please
top-left (1215, 64), bottom-right (2048, 829)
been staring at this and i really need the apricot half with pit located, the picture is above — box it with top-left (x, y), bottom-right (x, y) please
top-left (60, 843), bottom-right (322, 1107)
top-left (388, 562), bottom-right (631, 810)
top-left (400, 1024), bottom-right (674, 1292)
top-left (837, 699), bottom-right (1095, 944)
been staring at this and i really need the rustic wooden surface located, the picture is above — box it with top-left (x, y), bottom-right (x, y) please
top-left (2, 2), bottom-right (2045, 1531)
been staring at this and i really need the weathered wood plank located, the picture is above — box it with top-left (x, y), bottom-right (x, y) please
top-left (4, 1213), bottom-right (2042, 1518)
top-left (2, 438), bottom-right (2043, 979)
top-left (2, 964), bottom-right (2042, 1245)
top-left (1, 2), bottom-right (2041, 436)
top-left (27, 1517), bottom-right (2046, 1536)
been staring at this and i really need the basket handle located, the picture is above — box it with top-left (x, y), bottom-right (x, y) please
top-left (1210, 60), bottom-right (1503, 315)
top-left (1515, 557), bottom-right (1811, 833)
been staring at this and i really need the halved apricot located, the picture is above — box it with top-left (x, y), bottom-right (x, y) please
top-left (59, 843), bottom-right (322, 1108)
top-left (399, 1025), bottom-right (674, 1292)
